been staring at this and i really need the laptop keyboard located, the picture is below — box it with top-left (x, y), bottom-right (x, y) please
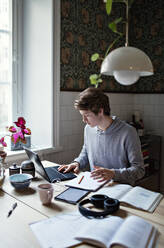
top-left (45, 166), bottom-right (76, 182)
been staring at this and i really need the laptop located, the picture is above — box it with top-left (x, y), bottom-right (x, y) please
top-left (24, 147), bottom-right (77, 183)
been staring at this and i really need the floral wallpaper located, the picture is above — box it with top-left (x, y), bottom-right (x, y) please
top-left (60, 0), bottom-right (164, 93)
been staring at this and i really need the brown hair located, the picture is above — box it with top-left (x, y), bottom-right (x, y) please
top-left (74, 87), bottom-right (111, 116)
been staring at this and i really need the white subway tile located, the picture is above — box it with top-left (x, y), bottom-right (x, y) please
top-left (153, 117), bottom-right (160, 129)
top-left (158, 94), bottom-right (164, 104)
top-left (60, 120), bottom-right (73, 136)
top-left (143, 105), bottom-right (154, 116)
top-left (60, 92), bottom-right (74, 106)
top-left (111, 105), bottom-right (121, 116)
top-left (158, 105), bottom-right (164, 117)
top-left (68, 106), bottom-right (79, 120)
top-left (60, 135), bottom-right (69, 150)
top-left (72, 120), bottom-right (83, 134)
top-left (154, 105), bottom-right (160, 117)
top-left (60, 106), bottom-right (69, 121)
top-left (68, 135), bottom-right (80, 150)
top-left (159, 117), bottom-right (164, 130)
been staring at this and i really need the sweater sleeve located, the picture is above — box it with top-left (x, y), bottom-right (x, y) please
top-left (73, 126), bottom-right (89, 170)
top-left (113, 127), bottom-right (145, 186)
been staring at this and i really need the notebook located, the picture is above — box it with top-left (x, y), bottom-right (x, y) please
top-left (65, 171), bottom-right (108, 191)
top-left (24, 147), bottom-right (76, 183)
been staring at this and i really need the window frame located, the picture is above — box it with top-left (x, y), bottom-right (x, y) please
top-left (12, 0), bottom-right (23, 120)
top-left (5, 0), bottom-right (62, 162)
top-left (52, 0), bottom-right (60, 148)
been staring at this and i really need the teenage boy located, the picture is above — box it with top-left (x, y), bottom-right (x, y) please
top-left (58, 87), bottom-right (145, 185)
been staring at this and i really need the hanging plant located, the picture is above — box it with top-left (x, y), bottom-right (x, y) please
top-left (89, 0), bottom-right (134, 87)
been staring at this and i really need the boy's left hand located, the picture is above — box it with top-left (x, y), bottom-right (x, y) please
top-left (91, 165), bottom-right (115, 182)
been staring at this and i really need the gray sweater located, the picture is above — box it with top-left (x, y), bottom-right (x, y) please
top-left (74, 116), bottom-right (145, 185)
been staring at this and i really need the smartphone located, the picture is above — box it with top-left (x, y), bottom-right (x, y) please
top-left (55, 187), bottom-right (89, 205)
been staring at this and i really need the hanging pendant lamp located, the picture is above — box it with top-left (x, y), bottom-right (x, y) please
top-left (100, 1), bottom-right (154, 86)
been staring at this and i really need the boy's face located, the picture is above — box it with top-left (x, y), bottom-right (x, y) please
top-left (79, 109), bottom-right (103, 127)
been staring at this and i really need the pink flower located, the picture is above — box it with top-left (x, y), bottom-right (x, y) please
top-left (14, 117), bottom-right (26, 129)
top-left (0, 117), bottom-right (31, 147)
top-left (8, 126), bottom-right (17, 133)
top-left (9, 117), bottom-right (31, 144)
top-left (0, 137), bottom-right (7, 147)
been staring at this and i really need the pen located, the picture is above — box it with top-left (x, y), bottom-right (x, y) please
top-left (78, 175), bottom-right (84, 184)
top-left (7, 202), bottom-right (17, 218)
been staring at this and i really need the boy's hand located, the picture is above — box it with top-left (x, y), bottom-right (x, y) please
top-left (58, 162), bottom-right (80, 174)
top-left (91, 165), bottom-right (115, 182)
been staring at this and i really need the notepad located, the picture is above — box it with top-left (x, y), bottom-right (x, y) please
top-left (65, 172), bottom-right (108, 191)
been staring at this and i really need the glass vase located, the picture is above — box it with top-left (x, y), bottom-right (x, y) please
top-left (0, 147), bottom-right (7, 178)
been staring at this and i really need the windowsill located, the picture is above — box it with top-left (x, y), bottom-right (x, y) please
top-left (5, 146), bottom-right (63, 164)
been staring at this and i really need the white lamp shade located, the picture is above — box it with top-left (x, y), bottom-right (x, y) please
top-left (100, 46), bottom-right (154, 85)
top-left (113, 71), bottom-right (140, 86)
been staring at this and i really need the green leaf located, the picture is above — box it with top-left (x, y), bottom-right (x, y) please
top-left (109, 22), bottom-right (117, 33)
top-left (97, 79), bottom-right (102, 83)
top-left (114, 17), bottom-right (122, 24)
top-left (89, 74), bottom-right (99, 85)
top-left (108, 17), bottom-right (123, 35)
top-left (106, 0), bottom-right (113, 15)
top-left (89, 74), bottom-right (102, 87)
top-left (91, 53), bottom-right (99, 62)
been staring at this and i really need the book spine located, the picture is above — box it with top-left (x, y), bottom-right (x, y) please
top-left (141, 143), bottom-right (150, 176)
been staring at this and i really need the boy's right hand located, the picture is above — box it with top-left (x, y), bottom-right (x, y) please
top-left (58, 162), bottom-right (80, 174)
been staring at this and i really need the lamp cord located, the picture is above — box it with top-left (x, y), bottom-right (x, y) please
top-left (125, 0), bottom-right (129, 47)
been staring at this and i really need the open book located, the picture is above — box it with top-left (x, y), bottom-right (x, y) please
top-left (97, 184), bottom-right (163, 212)
top-left (30, 212), bottom-right (158, 248)
top-left (75, 215), bottom-right (157, 248)
top-left (65, 171), bottom-right (108, 191)
top-left (30, 213), bottom-right (83, 248)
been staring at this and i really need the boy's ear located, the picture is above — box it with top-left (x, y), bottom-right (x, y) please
top-left (99, 108), bottom-right (104, 115)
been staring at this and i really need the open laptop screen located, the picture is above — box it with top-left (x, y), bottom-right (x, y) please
top-left (24, 147), bottom-right (77, 182)
top-left (24, 147), bottom-right (50, 182)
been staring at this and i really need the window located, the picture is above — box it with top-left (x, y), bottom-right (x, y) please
top-left (0, 0), bottom-right (60, 154)
top-left (0, 0), bottom-right (22, 136)
top-left (0, 0), bottom-right (12, 133)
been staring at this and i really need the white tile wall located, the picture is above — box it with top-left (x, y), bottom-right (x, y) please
top-left (47, 92), bottom-right (164, 193)
top-left (133, 94), bottom-right (164, 193)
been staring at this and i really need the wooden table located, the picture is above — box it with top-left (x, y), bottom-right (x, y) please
top-left (1, 161), bottom-right (78, 218)
top-left (1, 160), bottom-right (164, 248)
top-left (0, 190), bottom-right (46, 248)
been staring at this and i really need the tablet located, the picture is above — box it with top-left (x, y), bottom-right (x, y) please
top-left (55, 188), bottom-right (89, 205)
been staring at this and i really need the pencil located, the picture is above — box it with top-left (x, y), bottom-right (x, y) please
top-left (78, 175), bottom-right (84, 184)
top-left (7, 202), bottom-right (17, 218)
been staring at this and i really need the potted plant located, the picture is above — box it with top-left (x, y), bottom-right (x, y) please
top-left (0, 117), bottom-right (31, 151)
